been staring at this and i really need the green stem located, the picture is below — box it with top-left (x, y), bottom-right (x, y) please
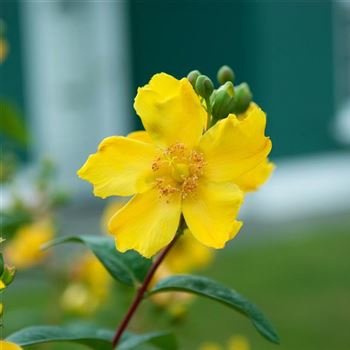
top-left (111, 233), bottom-right (181, 348)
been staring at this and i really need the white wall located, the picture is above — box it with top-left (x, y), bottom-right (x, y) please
top-left (20, 1), bottom-right (132, 196)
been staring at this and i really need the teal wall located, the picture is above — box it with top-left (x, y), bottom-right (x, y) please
top-left (0, 0), bottom-right (27, 159)
top-left (129, 1), bottom-right (337, 158)
top-left (0, 0), bottom-right (25, 112)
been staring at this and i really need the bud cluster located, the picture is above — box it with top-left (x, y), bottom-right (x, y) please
top-left (187, 65), bottom-right (253, 126)
top-left (0, 250), bottom-right (16, 317)
top-left (0, 252), bottom-right (16, 289)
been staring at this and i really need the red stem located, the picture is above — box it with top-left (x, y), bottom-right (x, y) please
top-left (111, 234), bottom-right (180, 348)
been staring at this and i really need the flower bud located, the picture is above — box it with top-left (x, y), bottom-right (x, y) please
top-left (211, 81), bottom-right (236, 120)
top-left (0, 265), bottom-right (16, 287)
top-left (187, 70), bottom-right (201, 88)
top-left (217, 65), bottom-right (235, 85)
top-left (233, 82), bottom-right (252, 114)
top-left (195, 75), bottom-right (214, 99)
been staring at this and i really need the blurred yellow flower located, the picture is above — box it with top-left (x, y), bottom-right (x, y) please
top-left (162, 228), bottom-right (213, 274)
top-left (0, 341), bottom-right (22, 350)
top-left (0, 38), bottom-right (8, 64)
top-left (78, 73), bottom-right (272, 258)
top-left (61, 252), bottom-right (111, 315)
top-left (149, 263), bottom-right (193, 311)
top-left (228, 335), bottom-right (250, 350)
top-left (150, 229), bottom-right (213, 311)
top-left (5, 219), bottom-right (54, 269)
top-left (199, 335), bottom-right (250, 350)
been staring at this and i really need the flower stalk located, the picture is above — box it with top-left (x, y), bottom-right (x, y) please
top-left (111, 232), bottom-right (181, 348)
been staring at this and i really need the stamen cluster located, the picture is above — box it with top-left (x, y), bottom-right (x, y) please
top-left (152, 143), bottom-right (205, 200)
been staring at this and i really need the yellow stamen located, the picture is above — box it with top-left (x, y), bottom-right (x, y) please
top-left (152, 143), bottom-right (205, 199)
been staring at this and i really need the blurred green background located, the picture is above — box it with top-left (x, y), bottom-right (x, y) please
top-left (1, 1), bottom-right (350, 350)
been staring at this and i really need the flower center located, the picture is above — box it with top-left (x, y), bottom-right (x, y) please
top-left (152, 143), bottom-right (205, 199)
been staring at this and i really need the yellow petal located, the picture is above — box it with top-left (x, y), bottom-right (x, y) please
top-left (182, 181), bottom-right (243, 249)
top-left (109, 189), bottom-right (182, 258)
top-left (235, 159), bottom-right (275, 192)
top-left (127, 130), bottom-right (153, 144)
top-left (199, 103), bottom-right (272, 182)
top-left (134, 73), bottom-right (206, 148)
top-left (101, 200), bottom-right (127, 233)
top-left (78, 136), bottom-right (157, 198)
top-left (0, 341), bottom-right (23, 350)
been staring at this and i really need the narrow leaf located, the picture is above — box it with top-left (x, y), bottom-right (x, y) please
top-left (6, 325), bottom-right (113, 350)
top-left (6, 325), bottom-right (177, 350)
top-left (148, 275), bottom-right (280, 344)
top-left (43, 235), bottom-right (151, 286)
top-left (118, 331), bottom-right (177, 350)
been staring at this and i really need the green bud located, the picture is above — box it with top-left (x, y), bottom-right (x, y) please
top-left (211, 81), bottom-right (236, 120)
top-left (187, 70), bottom-right (201, 88)
top-left (0, 253), bottom-right (4, 277)
top-left (195, 75), bottom-right (214, 99)
top-left (217, 65), bottom-right (235, 85)
top-left (1, 265), bottom-right (16, 287)
top-left (232, 82), bottom-right (252, 114)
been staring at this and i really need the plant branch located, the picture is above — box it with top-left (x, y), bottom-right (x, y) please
top-left (111, 233), bottom-right (180, 348)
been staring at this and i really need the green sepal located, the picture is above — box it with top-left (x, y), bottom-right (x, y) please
top-left (232, 82), bottom-right (253, 114)
top-left (211, 81), bottom-right (236, 120)
top-left (43, 235), bottom-right (151, 286)
top-left (148, 275), bottom-right (280, 344)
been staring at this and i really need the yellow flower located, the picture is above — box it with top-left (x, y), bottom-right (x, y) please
top-left (61, 252), bottom-right (111, 315)
top-left (0, 341), bottom-right (23, 350)
top-left (228, 336), bottom-right (250, 350)
top-left (164, 228), bottom-right (213, 273)
top-left (152, 231), bottom-right (213, 311)
top-left (0, 38), bottom-right (9, 64)
top-left (78, 73), bottom-right (272, 258)
top-left (199, 335), bottom-right (250, 350)
top-left (5, 219), bottom-right (54, 269)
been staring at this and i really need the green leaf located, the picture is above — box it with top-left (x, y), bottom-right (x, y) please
top-left (0, 211), bottom-right (32, 237)
top-left (118, 331), bottom-right (177, 350)
top-left (43, 235), bottom-right (151, 286)
top-left (6, 325), bottom-right (113, 350)
top-left (0, 100), bottom-right (29, 147)
top-left (148, 275), bottom-right (280, 344)
top-left (6, 325), bottom-right (177, 350)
